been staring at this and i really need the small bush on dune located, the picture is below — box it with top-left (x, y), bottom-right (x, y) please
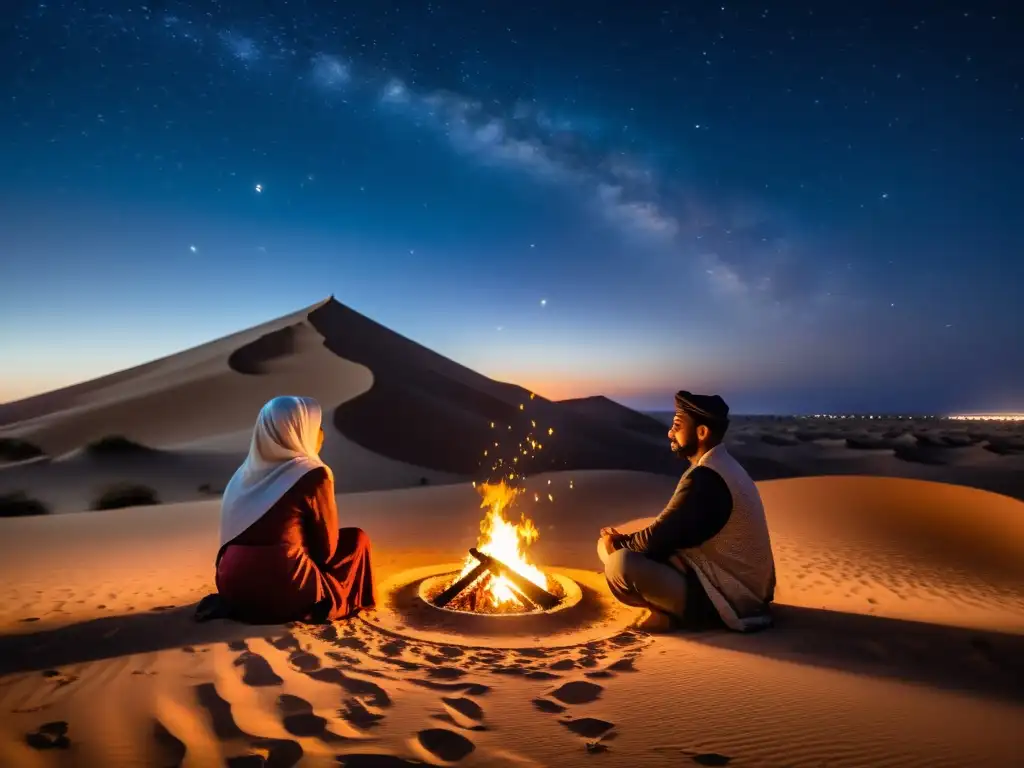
top-left (0, 438), bottom-right (46, 462)
top-left (0, 491), bottom-right (49, 517)
top-left (91, 483), bottom-right (160, 510)
top-left (85, 435), bottom-right (153, 456)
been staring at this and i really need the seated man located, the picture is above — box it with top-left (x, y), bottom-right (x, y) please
top-left (598, 391), bottom-right (776, 632)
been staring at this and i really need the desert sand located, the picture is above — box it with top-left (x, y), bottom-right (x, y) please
top-left (0, 297), bottom-right (1022, 766)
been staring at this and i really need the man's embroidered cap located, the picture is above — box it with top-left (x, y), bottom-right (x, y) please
top-left (674, 391), bottom-right (730, 424)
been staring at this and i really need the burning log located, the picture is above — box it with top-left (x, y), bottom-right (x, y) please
top-left (469, 547), bottom-right (560, 611)
top-left (433, 556), bottom-right (489, 609)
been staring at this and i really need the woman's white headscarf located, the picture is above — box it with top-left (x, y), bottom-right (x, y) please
top-left (219, 396), bottom-right (329, 548)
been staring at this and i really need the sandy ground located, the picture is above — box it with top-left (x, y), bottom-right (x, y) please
top-left (0, 297), bottom-right (1022, 766)
top-left (1, 471), bottom-right (1023, 767)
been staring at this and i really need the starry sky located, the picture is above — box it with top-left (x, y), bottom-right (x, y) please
top-left (1, 1), bottom-right (1022, 414)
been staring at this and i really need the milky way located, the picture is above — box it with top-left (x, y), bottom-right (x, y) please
top-left (1, 2), bottom-right (1022, 412)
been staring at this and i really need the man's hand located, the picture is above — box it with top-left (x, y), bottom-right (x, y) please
top-left (599, 527), bottom-right (626, 557)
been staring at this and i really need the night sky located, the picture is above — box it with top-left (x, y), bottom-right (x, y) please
top-left (2, 1), bottom-right (1022, 414)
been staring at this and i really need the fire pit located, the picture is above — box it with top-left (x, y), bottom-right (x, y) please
top-left (420, 481), bottom-right (572, 615)
top-left (360, 480), bottom-right (635, 648)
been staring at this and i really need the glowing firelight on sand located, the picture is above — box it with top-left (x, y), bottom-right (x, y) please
top-left (452, 480), bottom-right (549, 608)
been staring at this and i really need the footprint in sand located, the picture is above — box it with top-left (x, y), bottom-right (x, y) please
top-left (278, 693), bottom-right (345, 741)
top-left (268, 631), bottom-right (302, 651)
top-left (409, 679), bottom-right (490, 697)
top-left (195, 683), bottom-right (248, 741)
top-left (689, 754), bottom-right (732, 766)
top-left (426, 666), bottom-right (465, 680)
top-left (417, 728), bottom-right (476, 763)
top-left (524, 670), bottom-right (560, 681)
top-left (606, 656), bottom-right (638, 673)
top-left (372, 655), bottom-right (421, 672)
top-left (234, 650), bottom-right (284, 687)
top-left (288, 649), bottom-right (322, 672)
top-left (436, 696), bottom-right (486, 731)
top-left (379, 639), bottom-right (407, 657)
top-left (309, 668), bottom-right (393, 708)
top-left (195, 683), bottom-right (303, 766)
top-left (531, 698), bottom-right (567, 714)
top-left (559, 717), bottom-right (615, 740)
top-left (550, 680), bottom-right (603, 705)
top-left (340, 697), bottom-right (386, 730)
top-left (25, 721), bottom-right (70, 750)
top-left (514, 648), bottom-right (547, 659)
top-left (327, 650), bottom-right (363, 665)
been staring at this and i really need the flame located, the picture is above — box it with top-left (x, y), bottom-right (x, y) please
top-left (454, 480), bottom-right (548, 608)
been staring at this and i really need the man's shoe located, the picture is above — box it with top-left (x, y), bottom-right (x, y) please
top-left (632, 608), bottom-right (677, 633)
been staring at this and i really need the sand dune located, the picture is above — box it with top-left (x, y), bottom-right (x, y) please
top-left (0, 297), bottom-right (679, 513)
top-left (1, 472), bottom-right (1022, 766)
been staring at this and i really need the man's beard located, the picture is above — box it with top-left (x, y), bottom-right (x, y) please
top-left (670, 438), bottom-right (697, 460)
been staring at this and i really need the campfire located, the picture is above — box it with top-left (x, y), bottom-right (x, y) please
top-left (424, 481), bottom-right (563, 614)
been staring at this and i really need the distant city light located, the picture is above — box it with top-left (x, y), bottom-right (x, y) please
top-left (947, 413), bottom-right (1024, 422)
top-left (799, 413), bottom-right (1024, 422)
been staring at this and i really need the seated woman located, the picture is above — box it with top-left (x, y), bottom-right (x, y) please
top-left (209, 395), bottom-right (374, 624)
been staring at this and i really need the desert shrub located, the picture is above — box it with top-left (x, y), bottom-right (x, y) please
top-left (85, 435), bottom-right (153, 456)
top-left (91, 483), bottom-right (160, 510)
top-left (0, 438), bottom-right (46, 462)
top-left (0, 491), bottom-right (49, 517)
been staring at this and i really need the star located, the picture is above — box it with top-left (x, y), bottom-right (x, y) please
top-left (255, 183), bottom-right (263, 193)
top-left (540, 299), bottom-right (547, 307)
top-left (189, 245), bottom-right (197, 253)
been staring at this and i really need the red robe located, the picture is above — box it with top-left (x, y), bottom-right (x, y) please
top-left (215, 467), bottom-right (375, 623)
